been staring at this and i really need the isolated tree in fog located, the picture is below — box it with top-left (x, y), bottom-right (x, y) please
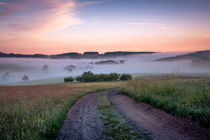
top-left (42, 64), bottom-right (48, 72)
top-left (22, 75), bottom-right (29, 81)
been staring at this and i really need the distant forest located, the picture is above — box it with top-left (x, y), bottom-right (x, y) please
top-left (0, 51), bottom-right (155, 59)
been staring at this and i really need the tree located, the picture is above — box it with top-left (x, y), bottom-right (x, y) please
top-left (22, 75), bottom-right (29, 81)
top-left (81, 71), bottom-right (96, 82)
top-left (75, 71), bottom-right (130, 82)
top-left (42, 64), bottom-right (48, 72)
top-left (76, 76), bottom-right (83, 82)
top-left (108, 73), bottom-right (120, 81)
top-left (64, 76), bottom-right (74, 82)
top-left (119, 74), bottom-right (132, 81)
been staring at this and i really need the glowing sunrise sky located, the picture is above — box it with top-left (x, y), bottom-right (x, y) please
top-left (0, 0), bottom-right (210, 54)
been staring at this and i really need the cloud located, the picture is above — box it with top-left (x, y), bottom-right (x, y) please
top-left (76, 1), bottom-right (104, 7)
top-left (129, 22), bottom-right (173, 31)
top-left (179, 33), bottom-right (210, 50)
top-left (88, 20), bottom-right (100, 25)
top-left (0, 0), bottom-right (83, 36)
top-left (193, 33), bottom-right (210, 41)
top-left (203, 33), bottom-right (210, 38)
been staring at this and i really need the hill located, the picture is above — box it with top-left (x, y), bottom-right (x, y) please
top-left (0, 51), bottom-right (155, 59)
top-left (157, 50), bottom-right (210, 61)
top-left (156, 50), bottom-right (210, 68)
top-left (0, 52), bottom-right (47, 58)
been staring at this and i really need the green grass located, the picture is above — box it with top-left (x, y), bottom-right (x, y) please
top-left (120, 78), bottom-right (210, 127)
top-left (0, 82), bottom-right (125, 140)
top-left (98, 93), bottom-right (145, 140)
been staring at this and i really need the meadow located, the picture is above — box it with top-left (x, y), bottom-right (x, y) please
top-left (0, 82), bottom-right (125, 140)
top-left (1, 74), bottom-right (210, 140)
top-left (120, 76), bottom-right (210, 127)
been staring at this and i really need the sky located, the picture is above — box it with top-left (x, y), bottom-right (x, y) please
top-left (0, 0), bottom-right (210, 54)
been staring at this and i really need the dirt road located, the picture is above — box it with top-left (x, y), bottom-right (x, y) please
top-left (58, 91), bottom-right (105, 140)
top-left (108, 91), bottom-right (210, 140)
top-left (58, 89), bottom-right (210, 140)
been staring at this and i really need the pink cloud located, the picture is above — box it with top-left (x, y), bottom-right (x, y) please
top-left (1, 0), bottom-right (83, 35)
top-left (203, 33), bottom-right (210, 38)
top-left (129, 22), bottom-right (174, 31)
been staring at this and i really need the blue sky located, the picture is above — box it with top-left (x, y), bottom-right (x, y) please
top-left (0, 0), bottom-right (210, 54)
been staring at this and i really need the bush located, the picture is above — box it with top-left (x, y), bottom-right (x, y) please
top-left (81, 71), bottom-right (96, 82)
top-left (22, 75), bottom-right (29, 81)
top-left (1, 72), bottom-right (10, 80)
top-left (75, 71), bottom-right (120, 82)
top-left (119, 74), bottom-right (132, 81)
top-left (42, 64), bottom-right (48, 72)
top-left (64, 76), bottom-right (74, 82)
top-left (76, 76), bottom-right (83, 82)
top-left (64, 65), bottom-right (76, 72)
top-left (108, 73), bottom-right (120, 81)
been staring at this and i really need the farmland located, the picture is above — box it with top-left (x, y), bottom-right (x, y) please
top-left (1, 75), bottom-right (210, 139)
top-left (0, 82), bottom-right (125, 139)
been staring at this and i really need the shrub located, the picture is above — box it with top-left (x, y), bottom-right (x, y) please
top-left (22, 75), bottom-right (29, 81)
top-left (76, 76), bottom-right (83, 82)
top-left (108, 73), bottom-right (120, 81)
top-left (119, 74), bottom-right (132, 81)
top-left (42, 64), bottom-right (48, 72)
top-left (1, 72), bottom-right (10, 80)
top-left (75, 71), bottom-right (121, 82)
top-left (64, 76), bottom-right (74, 82)
top-left (81, 71), bottom-right (96, 82)
top-left (82, 71), bottom-right (94, 76)
top-left (64, 65), bottom-right (76, 72)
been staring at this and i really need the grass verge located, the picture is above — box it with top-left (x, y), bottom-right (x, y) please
top-left (0, 82), bottom-right (125, 140)
top-left (120, 78), bottom-right (210, 127)
top-left (98, 93), bottom-right (146, 140)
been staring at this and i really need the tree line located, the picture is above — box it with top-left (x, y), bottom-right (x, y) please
top-left (64, 71), bottom-right (132, 82)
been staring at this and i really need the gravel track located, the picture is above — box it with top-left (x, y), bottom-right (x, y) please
top-left (58, 92), bottom-right (105, 140)
top-left (108, 91), bottom-right (210, 140)
top-left (58, 89), bottom-right (210, 140)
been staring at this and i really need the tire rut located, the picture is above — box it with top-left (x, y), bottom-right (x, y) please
top-left (58, 92), bottom-right (105, 140)
top-left (108, 90), bottom-right (210, 140)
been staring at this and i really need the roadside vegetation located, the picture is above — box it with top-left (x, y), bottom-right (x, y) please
top-left (98, 94), bottom-right (145, 139)
top-left (64, 71), bottom-right (132, 83)
top-left (120, 77), bottom-right (210, 127)
top-left (0, 82), bottom-right (125, 140)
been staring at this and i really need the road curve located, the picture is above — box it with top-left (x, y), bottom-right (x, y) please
top-left (108, 91), bottom-right (210, 140)
top-left (58, 89), bottom-right (210, 140)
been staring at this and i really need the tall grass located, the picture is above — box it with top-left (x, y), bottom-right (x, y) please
top-left (98, 94), bottom-right (143, 139)
top-left (0, 82), bottom-right (124, 140)
top-left (120, 78), bottom-right (210, 127)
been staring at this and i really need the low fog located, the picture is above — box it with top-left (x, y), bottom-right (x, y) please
top-left (0, 53), bottom-right (209, 85)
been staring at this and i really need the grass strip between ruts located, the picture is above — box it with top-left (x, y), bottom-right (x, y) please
top-left (98, 93), bottom-right (148, 140)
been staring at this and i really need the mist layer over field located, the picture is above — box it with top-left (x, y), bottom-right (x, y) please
top-left (0, 53), bottom-right (209, 85)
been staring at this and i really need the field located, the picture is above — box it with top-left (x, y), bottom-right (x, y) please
top-left (0, 82), bottom-right (125, 140)
top-left (120, 76), bottom-right (210, 127)
top-left (1, 75), bottom-right (210, 140)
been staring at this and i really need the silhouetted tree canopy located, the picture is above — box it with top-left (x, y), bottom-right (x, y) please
top-left (64, 76), bottom-right (74, 82)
